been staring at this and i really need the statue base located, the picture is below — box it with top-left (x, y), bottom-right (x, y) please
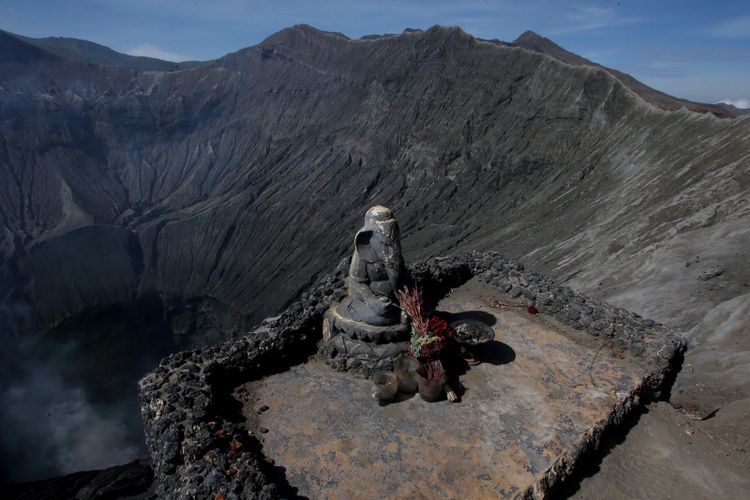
top-left (322, 305), bottom-right (410, 377)
top-left (323, 303), bottom-right (410, 343)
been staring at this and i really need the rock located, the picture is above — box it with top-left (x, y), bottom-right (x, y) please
top-left (698, 265), bottom-right (725, 281)
top-left (2, 459), bottom-right (155, 500)
top-left (564, 309), bottom-right (581, 321)
top-left (579, 314), bottom-right (593, 328)
top-left (592, 319), bottom-right (608, 332)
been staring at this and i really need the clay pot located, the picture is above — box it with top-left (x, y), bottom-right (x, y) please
top-left (417, 374), bottom-right (444, 402)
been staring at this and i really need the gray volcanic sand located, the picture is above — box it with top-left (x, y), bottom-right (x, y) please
top-left (573, 402), bottom-right (750, 500)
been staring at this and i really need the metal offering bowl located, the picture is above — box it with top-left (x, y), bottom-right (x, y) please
top-left (450, 319), bottom-right (495, 346)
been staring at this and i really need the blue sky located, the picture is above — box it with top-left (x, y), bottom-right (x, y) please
top-left (1, 0), bottom-right (749, 107)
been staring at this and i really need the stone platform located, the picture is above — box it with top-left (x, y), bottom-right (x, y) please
top-left (240, 278), bottom-right (656, 498)
top-left (139, 253), bottom-right (684, 499)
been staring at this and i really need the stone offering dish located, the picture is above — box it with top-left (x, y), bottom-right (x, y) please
top-left (451, 318), bottom-right (495, 345)
top-left (140, 252), bottom-right (684, 499)
top-left (449, 315), bottom-right (496, 365)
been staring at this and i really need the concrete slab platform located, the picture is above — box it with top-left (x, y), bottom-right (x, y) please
top-left (238, 278), bottom-right (654, 498)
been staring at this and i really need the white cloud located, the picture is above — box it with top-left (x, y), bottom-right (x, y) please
top-left (127, 44), bottom-right (189, 62)
top-left (719, 98), bottom-right (750, 109)
top-left (709, 16), bottom-right (750, 38)
top-left (549, 5), bottom-right (639, 35)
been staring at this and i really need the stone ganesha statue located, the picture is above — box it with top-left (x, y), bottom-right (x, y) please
top-left (324, 206), bottom-right (410, 362)
top-left (342, 205), bottom-right (405, 326)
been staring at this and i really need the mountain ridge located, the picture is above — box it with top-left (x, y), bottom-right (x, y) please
top-left (0, 29), bottom-right (207, 71)
top-left (510, 30), bottom-right (736, 118)
top-left (0, 29), bottom-right (58, 64)
top-left (1, 24), bottom-right (737, 119)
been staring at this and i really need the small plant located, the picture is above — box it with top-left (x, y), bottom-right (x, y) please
top-left (396, 285), bottom-right (428, 335)
top-left (396, 286), bottom-right (453, 361)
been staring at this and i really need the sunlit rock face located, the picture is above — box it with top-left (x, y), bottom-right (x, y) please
top-left (0, 24), bottom-right (749, 485)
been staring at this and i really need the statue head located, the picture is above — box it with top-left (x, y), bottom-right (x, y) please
top-left (363, 205), bottom-right (394, 227)
top-left (360, 205), bottom-right (402, 270)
